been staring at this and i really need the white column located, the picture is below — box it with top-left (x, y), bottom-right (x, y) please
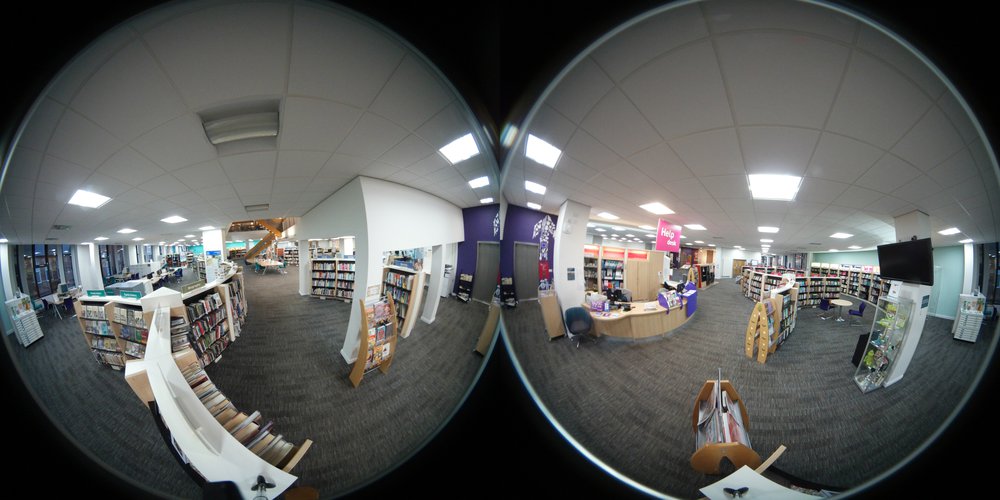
top-left (0, 244), bottom-right (13, 299)
top-left (298, 239), bottom-right (310, 296)
top-left (76, 244), bottom-right (103, 291)
top-left (553, 199), bottom-right (591, 316)
top-left (421, 244), bottom-right (444, 324)
top-left (962, 243), bottom-right (974, 294)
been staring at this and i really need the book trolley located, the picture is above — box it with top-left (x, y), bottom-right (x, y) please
top-left (349, 295), bottom-right (400, 388)
top-left (691, 370), bottom-right (761, 474)
top-left (744, 286), bottom-right (798, 364)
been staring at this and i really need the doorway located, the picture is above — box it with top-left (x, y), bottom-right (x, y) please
top-left (514, 242), bottom-right (540, 301)
top-left (472, 242), bottom-right (500, 303)
top-left (732, 259), bottom-right (746, 278)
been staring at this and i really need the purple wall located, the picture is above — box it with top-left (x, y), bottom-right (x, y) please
top-left (501, 204), bottom-right (557, 281)
top-left (453, 204), bottom-right (500, 294)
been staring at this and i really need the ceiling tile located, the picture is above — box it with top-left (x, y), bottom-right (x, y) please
top-left (796, 177), bottom-right (849, 205)
top-left (580, 88), bottom-right (663, 158)
top-left (739, 126), bottom-right (819, 176)
top-left (665, 177), bottom-right (711, 201)
top-left (669, 128), bottom-right (744, 176)
top-left (621, 40), bottom-right (732, 141)
top-left (131, 114), bottom-right (217, 171)
top-left (415, 101), bottom-right (476, 151)
top-left (806, 132), bottom-right (886, 184)
top-left (362, 161), bottom-right (400, 179)
top-left (754, 200), bottom-right (791, 216)
top-left (318, 153), bottom-right (369, 178)
top-left (628, 142), bottom-right (694, 183)
top-left (47, 26), bottom-right (136, 105)
top-left (17, 98), bottom-right (65, 152)
top-left (700, 174), bottom-right (750, 199)
top-left (143, 1), bottom-right (290, 108)
top-left (78, 172), bottom-right (132, 198)
top-left (96, 146), bottom-right (168, 186)
top-left (856, 25), bottom-right (944, 99)
top-left (787, 201), bottom-right (826, 217)
top-left (891, 106), bottom-right (966, 172)
top-left (527, 104), bottom-right (578, 152)
top-left (545, 57), bottom-right (615, 125)
top-left (46, 110), bottom-right (122, 170)
top-left (219, 151), bottom-right (277, 181)
top-left (2, 195), bottom-right (34, 211)
top-left (936, 91), bottom-right (979, 146)
top-left (716, 32), bottom-right (850, 128)
top-left (4, 147), bottom-right (44, 181)
top-left (137, 174), bottom-right (190, 198)
top-left (71, 40), bottom-right (186, 143)
top-left (856, 154), bottom-right (921, 194)
top-left (378, 135), bottom-right (434, 170)
top-left (892, 175), bottom-right (941, 206)
top-left (275, 150), bottom-right (332, 179)
top-left (704, 0), bottom-right (856, 42)
top-left (718, 197), bottom-right (754, 214)
top-left (369, 53), bottom-right (453, 131)
top-left (864, 195), bottom-right (915, 217)
top-left (389, 170), bottom-right (420, 186)
top-left (590, 3), bottom-right (708, 82)
top-left (279, 97), bottom-right (363, 152)
top-left (826, 51), bottom-right (932, 149)
top-left (288, 3), bottom-right (404, 108)
top-left (166, 191), bottom-right (204, 206)
top-left (686, 198), bottom-right (724, 213)
top-left (563, 129), bottom-right (622, 172)
top-left (336, 112), bottom-right (409, 160)
top-left (38, 155), bottom-right (92, 190)
top-left (272, 177), bottom-right (314, 195)
top-left (175, 160), bottom-right (231, 189)
top-left (29, 181), bottom-right (76, 205)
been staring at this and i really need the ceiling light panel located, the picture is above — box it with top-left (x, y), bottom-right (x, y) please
top-left (758, 226), bottom-right (780, 233)
top-left (598, 212), bottom-right (619, 220)
top-left (830, 233), bottom-right (853, 239)
top-left (525, 134), bottom-right (561, 168)
top-left (439, 133), bottom-right (480, 164)
top-left (938, 227), bottom-right (961, 235)
top-left (524, 180), bottom-right (547, 194)
top-left (748, 174), bottom-right (802, 201)
top-left (685, 224), bottom-right (706, 230)
top-left (639, 202), bottom-right (674, 215)
top-left (68, 189), bottom-right (111, 209)
top-left (161, 215), bottom-right (188, 224)
top-left (526, 202), bottom-right (541, 210)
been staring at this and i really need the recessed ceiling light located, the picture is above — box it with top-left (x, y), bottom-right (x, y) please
top-left (959, 238), bottom-right (974, 244)
top-left (848, 245), bottom-right (862, 250)
top-left (685, 224), bottom-right (706, 230)
top-left (184, 234), bottom-right (195, 238)
top-left (639, 202), bottom-right (675, 215)
top-left (638, 225), bottom-right (655, 230)
top-left (734, 246), bottom-right (743, 249)
top-left (612, 226), bottom-right (625, 231)
top-left (0, 238), bottom-right (7, 243)
top-left (132, 237), bottom-right (144, 241)
top-left (938, 227), bottom-right (961, 235)
top-left (758, 226), bottom-right (780, 233)
top-left (828, 249), bottom-right (839, 252)
top-left (595, 228), bottom-right (606, 232)
top-left (830, 233), bottom-right (853, 239)
top-left (480, 197), bottom-right (494, 204)
top-left (526, 202), bottom-right (542, 210)
top-left (178, 238), bottom-right (186, 241)
top-left (439, 133), bottom-right (479, 164)
top-left (694, 240), bottom-right (704, 244)
top-left (94, 236), bottom-right (108, 241)
top-left (748, 174), bottom-right (802, 201)
top-left (68, 189), bottom-right (111, 209)
top-left (598, 212), bottom-right (619, 220)
top-left (161, 215), bottom-right (187, 224)
top-left (760, 239), bottom-right (774, 243)
top-left (198, 226), bottom-right (215, 231)
top-left (625, 234), bottom-right (634, 238)
top-left (524, 180), bottom-right (547, 194)
top-left (708, 244), bottom-right (716, 247)
top-left (159, 241), bottom-right (166, 245)
top-left (468, 176), bottom-right (490, 189)
top-left (611, 234), bottom-right (619, 237)
top-left (117, 228), bottom-right (137, 234)
top-left (525, 134), bottom-right (561, 168)
top-left (680, 235), bottom-right (687, 239)
top-left (647, 234), bottom-right (656, 238)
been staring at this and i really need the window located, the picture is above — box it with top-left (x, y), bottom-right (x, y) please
top-left (62, 245), bottom-right (76, 287)
top-left (17, 246), bottom-right (37, 298)
top-left (144, 245), bottom-right (153, 262)
top-left (46, 245), bottom-right (61, 292)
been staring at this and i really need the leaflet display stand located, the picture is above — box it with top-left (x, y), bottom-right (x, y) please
top-left (349, 296), bottom-right (399, 388)
top-left (691, 372), bottom-right (761, 474)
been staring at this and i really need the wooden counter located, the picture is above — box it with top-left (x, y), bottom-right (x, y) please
top-left (585, 300), bottom-right (694, 340)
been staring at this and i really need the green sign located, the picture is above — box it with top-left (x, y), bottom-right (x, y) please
top-left (183, 280), bottom-right (207, 293)
top-left (120, 291), bottom-right (142, 299)
top-left (86, 290), bottom-right (106, 297)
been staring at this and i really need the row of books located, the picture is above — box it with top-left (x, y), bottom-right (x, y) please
top-left (225, 278), bottom-right (246, 337)
top-left (384, 285), bottom-right (411, 305)
top-left (80, 303), bottom-right (107, 320)
top-left (123, 340), bottom-right (146, 358)
top-left (191, 308), bottom-right (228, 339)
top-left (92, 349), bottom-right (124, 367)
top-left (312, 262), bottom-right (337, 271)
top-left (187, 292), bottom-right (224, 321)
top-left (191, 322), bottom-right (229, 354)
top-left (90, 336), bottom-right (120, 352)
top-left (312, 279), bottom-right (338, 289)
top-left (84, 320), bottom-right (113, 336)
top-left (181, 363), bottom-right (301, 468)
top-left (171, 316), bottom-right (192, 353)
top-left (384, 271), bottom-right (415, 290)
top-left (311, 288), bottom-right (337, 296)
top-left (337, 262), bottom-right (355, 271)
top-left (695, 383), bottom-right (751, 450)
top-left (312, 272), bottom-right (337, 279)
top-left (119, 324), bottom-right (149, 344)
top-left (336, 273), bottom-right (354, 281)
top-left (335, 289), bottom-right (353, 299)
top-left (602, 260), bottom-right (624, 270)
top-left (112, 305), bottom-right (146, 328)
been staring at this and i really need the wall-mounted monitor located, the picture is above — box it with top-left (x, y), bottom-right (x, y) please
top-left (876, 238), bottom-right (934, 286)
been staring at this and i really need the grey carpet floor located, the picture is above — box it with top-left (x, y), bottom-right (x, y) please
top-left (503, 278), bottom-right (995, 499)
top-left (7, 265), bottom-right (488, 498)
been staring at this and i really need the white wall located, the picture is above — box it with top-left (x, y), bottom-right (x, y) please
top-left (0, 244), bottom-right (13, 299)
top-left (963, 243), bottom-right (974, 294)
top-left (76, 244), bottom-right (104, 291)
top-left (553, 200), bottom-right (591, 317)
top-left (719, 248), bottom-right (763, 278)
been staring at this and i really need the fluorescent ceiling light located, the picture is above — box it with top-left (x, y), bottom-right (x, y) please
top-left (680, 235), bottom-right (687, 239)
top-left (525, 134), bottom-right (561, 168)
top-left (595, 228), bottom-right (606, 232)
top-left (611, 234), bottom-right (619, 237)
top-left (524, 180), bottom-right (547, 194)
top-left (848, 245), bottom-right (862, 250)
top-left (938, 227), bottom-right (961, 235)
top-left (598, 212), bottom-right (619, 220)
top-left (758, 226), bottom-right (780, 233)
top-left (203, 111), bottom-right (278, 145)
top-left (612, 226), bottom-right (625, 231)
top-left (68, 189), bottom-right (111, 209)
top-left (132, 237), bottom-right (144, 241)
top-left (198, 226), bottom-right (215, 231)
top-left (625, 234), bottom-right (634, 238)
top-left (184, 234), bottom-right (196, 238)
top-left (830, 233), bottom-right (853, 239)
top-left (117, 228), bottom-right (137, 234)
top-left (479, 197), bottom-right (494, 204)
top-left (959, 238), bottom-right (974, 244)
top-left (647, 234), bottom-right (656, 238)
top-left (734, 246), bottom-right (743, 249)
top-left (439, 133), bottom-right (480, 164)
top-left (161, 215), bottom-right (187, 224)
top-left (760, 239), bottom-right (773, 243)
top-left (694, 240), bottom-right (704, 244)
top-left (0, 238), bottom-right (7, 243)
top-left (708, 244), bottom-right (716, 247)
top-left (828, 249), bottom-right (839, 252)
top-left (526, 202), bottom-right (542, 210)
top-left (159, 241), bottom-right (166, 245)
top-left (685, 224), bottom-right (706, 230)
top-left (748, 174), bottom-right (802, 201)
top-left (178, 238), bottom-right (185, 241)
top-left (639, 202), bottom-right (675, 215)
top-left (639, 225), bottom-right (655, 230)
top-left (95, 236), bottom-right (108, 241)
top-left (468, 176), bottom-right (490, 189)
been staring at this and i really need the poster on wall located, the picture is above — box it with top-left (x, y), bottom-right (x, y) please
top-left (655, 219), bottom-right (682, 253)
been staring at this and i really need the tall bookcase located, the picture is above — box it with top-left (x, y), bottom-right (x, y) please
top-left (284, 245), bottom-right (299, 266)
top-left (112, 303), bottom-right (150, 361)
top-left (382, 265), bottom-right (425, 338)
top-left (185, 289), bottom-right (231, 367)
top-left (310, 258), bottom-right (355, 302)
top-left (76, 299), bottom-right (125, 370)
top-left (583, 245), bottom-right (600, 292)
top-left (600, 247), bottom-right (625, 291)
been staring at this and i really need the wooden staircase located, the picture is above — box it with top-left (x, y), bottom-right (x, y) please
top-left (245, 219), bottom-right (284, 261)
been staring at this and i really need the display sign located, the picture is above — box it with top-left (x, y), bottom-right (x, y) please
top-left (583, 244), bottom-right (600, 258)
top-left (862, 265), bottom-right (874, 273)
top-left (120, 291), bottom-right (142, 299)
top-left (655, 219), bottom-right (682, 253)
top-left (602, 247), bottom-right (626, 260)
top-left (86, 289), bottom-right (106, 297)
top-left (182, 280), bottom-right (207, 293)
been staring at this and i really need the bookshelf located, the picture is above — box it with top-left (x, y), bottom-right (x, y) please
top-left (695, 264), bottom-right (716, 288)
top-left (809, 263), bottom-right (891, 306)
top-left (456, 273), bottom-right (473, 302)
top-left (310, 258), bottom-right (355, 302)
top-left (583, 245), bottom-right (600, 292)
top-left (382, 265), bottom-right (425, 338)
top-left (600, 247), bottom-right (625, 291)
top-left (742, 267), bottom-right (839, 310)
top-left (690, 374), bottom-right (760, 474)
top-left (221, 271), bottom-right (247, 338)
top-left (76, 299), bottom-right (125, 369)
top-left (4, 295), bottom-right (44, 347)
top-left (953, 293), bottom-right (986, 343)
top-left (349, 295), bottom-right (399, 387)
top-left (165, 254), bottom-right (182, 268)
top-left (854, 296), bottom-right (915, 393)
top-left (284, 246), bottom-right (299, 266)
top-left (112, 303), bottom-right (150, 361)
top-left (185, 289), bottom-right (230, 367)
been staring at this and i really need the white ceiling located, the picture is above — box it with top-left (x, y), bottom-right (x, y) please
top-left (0, 0), bottom-right (496, 245)
top-left (503, 0), bottom-right (1000, 254)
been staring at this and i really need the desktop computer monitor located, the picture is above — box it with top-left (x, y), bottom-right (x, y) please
top-left (58, 283), bottom-right (68, 294)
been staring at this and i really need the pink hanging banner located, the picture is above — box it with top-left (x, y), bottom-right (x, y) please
top-left (655, 219), bottom-right (682, 252)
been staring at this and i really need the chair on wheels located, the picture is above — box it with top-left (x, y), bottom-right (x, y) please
top-left (848, 302), bottom-right (867, 326)
top-left (62, 296), bottom-right (76, 318)
top-left (817, 298), bottom-right (833, 320)
top-left (620, 288), bottom-right (633, 303)
top-left (564, 306), bottom-right (596, 348)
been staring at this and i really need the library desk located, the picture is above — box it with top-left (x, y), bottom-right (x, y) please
top-left (585, 300), bottom-right (694, 340)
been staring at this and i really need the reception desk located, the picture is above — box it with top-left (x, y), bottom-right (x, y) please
top-left (586, 298), bottom-right (695, 340)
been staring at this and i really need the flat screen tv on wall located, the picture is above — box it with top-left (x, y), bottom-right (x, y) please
top-left (876, 238), bottom-right (934, 286)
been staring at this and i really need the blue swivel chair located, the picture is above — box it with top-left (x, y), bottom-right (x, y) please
top-left (564, 307), bottom-right (596, 348)
top-left (818, 298), bottom-right (833, 320)
top-left (848, 302), bottom-right (867, 326)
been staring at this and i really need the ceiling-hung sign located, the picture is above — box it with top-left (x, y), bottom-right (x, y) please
top-left (655, 219), bottom-right (682, 253)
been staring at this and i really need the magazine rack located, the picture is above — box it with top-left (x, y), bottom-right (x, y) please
top-left (349, 295), bottom-right (399, 388)
top-left (691, 377), bottom-right (761, 474)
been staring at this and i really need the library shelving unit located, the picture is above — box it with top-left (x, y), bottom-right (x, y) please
top-left (185, 289), bottom-right (230, 367)
top-left (349, 296), bottom-right (399, 387)
top-left (600, 247), bottom-right (625, 292)
top-left (165, 254), bottom-right (181, 268)
top-left (112, 303), bottom-right (150, 361)
top-left (191, 258), bottom-right (207, 282)
top-left (334, 259), bottom-right (356, 302)
top-left (4, 295), bottom-right (44, 347)
top-left (854, 296), bottom-right (915, 393)
top-left (810, 263), bottom-right (891, 306)
top-left (690, 373), bottom-right (760, 474)
top-left (583, 245), bottom-right (600, 292)
top-left (953, 293), bottom-right (986, 343)
top-left (744, 285), bottom-right (798, 364)
top-left (742, 266), bottom-right (839, 310)
top-left (284, 245), bottom-right (299, 266)
top-left (382, 265), bottom-right (425, 338)
top-left (228, 248), bottom-right (247, 261)
top-left (221, 270), bottom-right (248, 338)
top-left (76, 299), bottom-right (125, 369)
top-left (310, 258), bottom-right (355, 302)
top-left (695, 264), bottom-right (716, 288)
top-left (456, 273), bottom-right (473, 302)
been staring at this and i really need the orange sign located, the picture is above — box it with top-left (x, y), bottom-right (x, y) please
top-left (583, 245), bottom-right (600, 258)
top-left (626, 250), bottom-right (648, 260)
top-left (602, 247), bottom-right (625, 260)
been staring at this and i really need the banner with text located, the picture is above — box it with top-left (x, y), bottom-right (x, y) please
top-left (655, 219), bottom-right (682, 253)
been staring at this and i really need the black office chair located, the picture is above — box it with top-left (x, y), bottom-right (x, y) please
top-left (564, 307), bottom-right (596, 348)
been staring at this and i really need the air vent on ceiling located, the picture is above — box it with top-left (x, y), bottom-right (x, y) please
top-left (52, 225), bottom-right (71, 230)
top-left (245, 204), bottom-right (270, 212)
top-left (810, 242), bottom-right (822, 245)
top-left (200, 100), bottom-right (280, 146)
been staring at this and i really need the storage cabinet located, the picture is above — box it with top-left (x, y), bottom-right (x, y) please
top-left (854, 296), bottom-right (914, 393)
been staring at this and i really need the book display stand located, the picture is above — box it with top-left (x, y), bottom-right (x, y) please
top-left (349, 296), bottom-right (399, 388)
top-left (691, 373), bottom-right (761, 474)
top-left (382, 265), bottom-right (425, 337)
top-left (456, 273), bottom-right (473, 302)
top-left (5, 295), bottom-right (44, 347)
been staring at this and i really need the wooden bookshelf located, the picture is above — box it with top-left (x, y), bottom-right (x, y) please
top-left (185, 289), bottom-right (231, 367)
top-left (382, 265), bottom-right (425, 338)
top-left (112, 303), bottom-right (150, 361)
top-left (583, 245), bottom-right (600, 292)
top-left (284, 246), bottom-right (299, 266)
top-left (310, 258), bottom-right (355, 302)
top-left (76, 299), bottom-right (125, 370)
top-left (691, 377), bottom-right (761, 474)
top-left (600, 247), bottom-right (625, 292)
top-left (349, 295), bottom-right (399, 387)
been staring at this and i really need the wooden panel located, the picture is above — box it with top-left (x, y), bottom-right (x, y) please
top-left (281, 439), bottom-right (313, 472)
top-left (588, 301), bottom-right (691, 340)
top-left (538, 293), bottom-right (566, 339)
top-left (124, 362), bottom-right (154, 404)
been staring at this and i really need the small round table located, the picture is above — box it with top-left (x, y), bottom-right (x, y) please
top-left (830, 299), bottom-right (852, 322)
